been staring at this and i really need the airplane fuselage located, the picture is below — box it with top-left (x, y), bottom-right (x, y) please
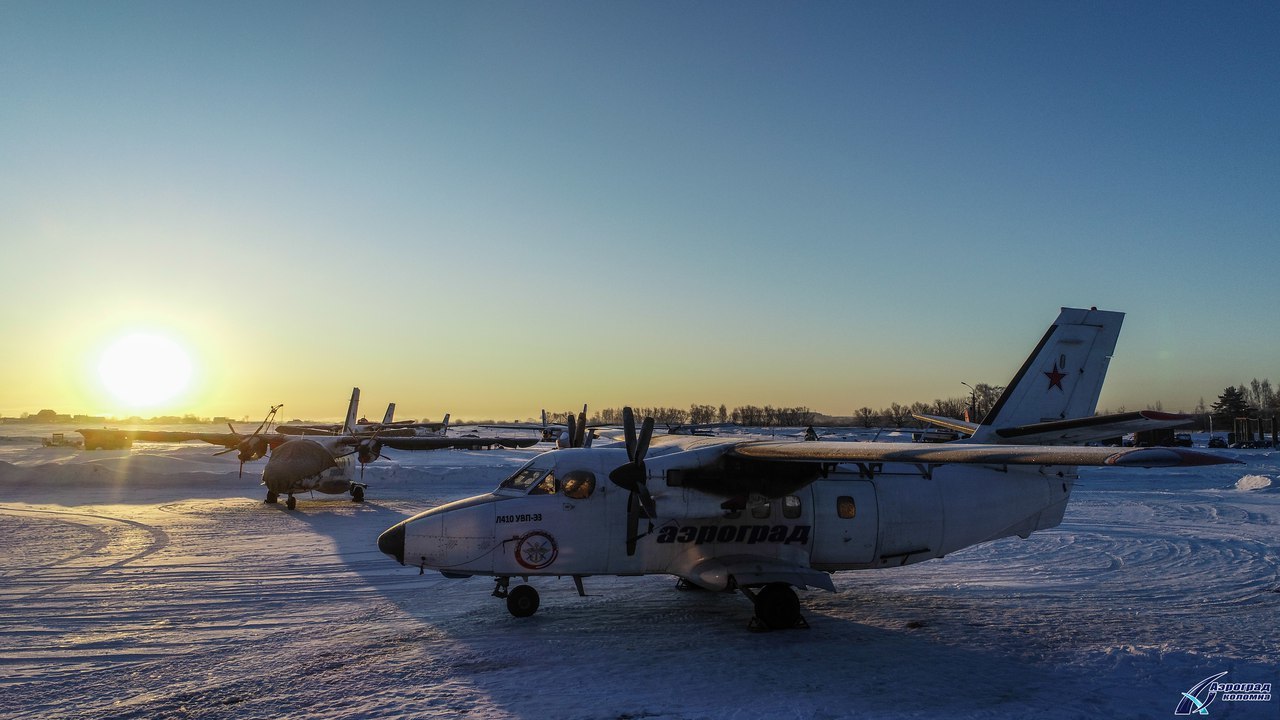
top-left (385, 445), bottom-right (1074, 589)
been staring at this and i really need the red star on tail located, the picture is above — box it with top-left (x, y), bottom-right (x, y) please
top-left (1044, 363), bottom-right (1067, 391)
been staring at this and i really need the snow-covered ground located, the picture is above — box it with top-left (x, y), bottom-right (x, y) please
top-left (1, 426), bottom-right (1276, 719)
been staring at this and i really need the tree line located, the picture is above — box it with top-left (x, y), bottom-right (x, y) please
top-left (532, 378), bottom-right (1280, 431)
top-left (549, 405), bottom-right (819, 427)
top-left (1202, 379), bottom-right (1280, 428)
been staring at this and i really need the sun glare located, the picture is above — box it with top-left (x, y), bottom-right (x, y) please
top-left (98, 333), bottom-right (194, 409)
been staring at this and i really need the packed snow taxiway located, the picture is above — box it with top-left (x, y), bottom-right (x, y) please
top-left (1, 425), bottom-right (1276, 719)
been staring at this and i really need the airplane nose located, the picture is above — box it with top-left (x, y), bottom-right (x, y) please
top-left (378, 522), bottom-right (405, 565)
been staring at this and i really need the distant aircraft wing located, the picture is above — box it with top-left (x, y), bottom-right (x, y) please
top-left (731, 440), bottom-right (1236, 468)
top-left (911, 414), bottom-right (979, 436)
top-left (275, 425), bottom-right (342, 436)
top-left (988, 410), bottom-right (1195, 445)
top-left (77, 429), bottom-right (290, 450)
top-left (373, 436), bottom-right (540, 451)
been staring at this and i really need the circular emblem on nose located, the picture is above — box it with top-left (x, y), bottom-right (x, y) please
top-left (514, 530), bottom-right (558, 570)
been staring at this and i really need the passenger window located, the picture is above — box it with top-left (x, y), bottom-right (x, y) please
top-left (837, 496), bottom-right (856, 519)
top-left (561, 470), bottom-right (596, 500)
top-left (529, 473), bottom-right (557, 495)
top-left (751, 502), bottom-right (771, 519)
top-left (782, 495), bottom-right (802, 519)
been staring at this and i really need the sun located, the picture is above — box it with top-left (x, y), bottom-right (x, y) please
top-left (98, 333), bottom-right (194, 409)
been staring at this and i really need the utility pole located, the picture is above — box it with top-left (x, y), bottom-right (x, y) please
top-left (961, 381), bottom-right (977, 423)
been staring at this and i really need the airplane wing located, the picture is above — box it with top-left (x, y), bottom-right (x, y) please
top-left (275, 425), bottom-right (342, 436)
top-left (986, 410), bottom-right (1195, 445)
top-left (730, 440), bottom-right (1235, 468)
top-left (77, 428), bottom-right (233, 449)
top-left (371, 436), bottom-right (540, 451)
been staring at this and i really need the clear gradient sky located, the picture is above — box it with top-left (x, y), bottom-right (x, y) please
top-left (2, 2), bottom-right (1277, 421)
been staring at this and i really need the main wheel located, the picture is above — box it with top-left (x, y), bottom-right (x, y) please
top-left (753, 583), bottom-right (802, 630)
top-left (286, 496), bottom-right (297, 510)
top-left (351, 485), bottom-right (365, 502)
top-left (506, 584), bottom-right (540, 617)
top-left (265, 491), bottom-right (278, 504)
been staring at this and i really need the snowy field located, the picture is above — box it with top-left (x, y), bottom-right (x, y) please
top-left (1, 425), bottom-right (1276, 719)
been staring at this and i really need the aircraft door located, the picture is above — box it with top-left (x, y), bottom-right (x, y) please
top-left (810, 480), bottom-right (878, 566)
top-left (534, 467), bottom-right (609, 574)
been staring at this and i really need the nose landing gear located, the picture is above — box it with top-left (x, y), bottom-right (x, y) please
top-left (492, 576), bottom-right (541, 618)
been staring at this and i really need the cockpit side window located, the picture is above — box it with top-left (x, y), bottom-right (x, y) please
top-left (561, 470), bottom-right (596, 499)
top-left (499, 464), bottom-right (548, 492)
top-left (529, 472), bottom-right (557, 495)
top-left (782, 495), bottom-right (802, 519)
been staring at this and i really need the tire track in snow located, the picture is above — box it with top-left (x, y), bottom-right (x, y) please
top-left (0, 506), bottom-right (170, 600)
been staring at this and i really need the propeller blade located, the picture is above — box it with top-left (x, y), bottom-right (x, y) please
top-left (566, 414), bottom-right (577, 450)
top-left (635, 416), bottom-right (654, 462)
top-left (574, 408), bottom-right (586, 448)
top-left (623, 407), bottom-right (637, 461)
top-left (625, 492), bottom-right (640, 556)
top-left (635, 478), bottom-right (656, 519)
top-left (238, 460), bottom-right (245, 478)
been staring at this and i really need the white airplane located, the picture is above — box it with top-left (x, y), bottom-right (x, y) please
top-left (377, 308), bottom-right (1236, 628)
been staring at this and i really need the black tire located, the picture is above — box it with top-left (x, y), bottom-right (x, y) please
top-left (754, 583), bottom-right (801, 630)
top-left (286, 496), bottom-right (296, 510)
top-left (506, 585), bottom-right (540, 618)
top-left (265, 491), bottom-right (278, 504)
top-left (351, 486), bottom-right (365, 502)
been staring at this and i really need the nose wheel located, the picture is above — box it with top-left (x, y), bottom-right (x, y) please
top-left (493, 577), bottom-right (541, 617)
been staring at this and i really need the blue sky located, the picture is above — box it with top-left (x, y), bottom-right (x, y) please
top-left (2, 2), bottom-right (1277, 419)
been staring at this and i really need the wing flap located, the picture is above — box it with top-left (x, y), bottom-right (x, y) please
top-left (676, 554), bottom-right (836, 592)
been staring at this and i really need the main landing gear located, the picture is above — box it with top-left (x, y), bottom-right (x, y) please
top-left (264, 490), bottom-right (295, 509)
top-left (265, 490), bottom-right (278, 504)
top-left (492, 577), bottom-right (540, 618)
top-left (743, 582), bottom-right (808, 631)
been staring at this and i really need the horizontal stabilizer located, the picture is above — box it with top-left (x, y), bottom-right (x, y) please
top-left (731, 440), bottom-right (1237, 468)
top-left (991, 410), bottom-right (1195, 446)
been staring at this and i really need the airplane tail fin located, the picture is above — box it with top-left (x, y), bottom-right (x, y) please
top-left (440, 413), bottom-right (450, 436)
top-left (341, 388), bottom-right (361, 436)
top-left (969, 308), bottom-right (1123, 443)
top-left (381, 403), bottom-right (395, 426)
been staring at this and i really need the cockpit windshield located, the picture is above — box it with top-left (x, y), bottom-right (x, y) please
top-left (498, 463), bottom-right (549, 493)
